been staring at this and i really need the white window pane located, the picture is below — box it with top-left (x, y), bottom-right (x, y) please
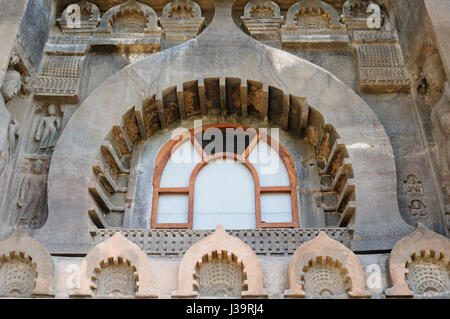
top-left (160, 141), bottom-right (202, 187)
top-left (261, 193), bottom-right (292, 223)
top-left (157, 194), bottom-right (188, 224)
top-left (194, 159), bottom-right (256, 230)
top-left (248, 140), bottom-right (290, 186)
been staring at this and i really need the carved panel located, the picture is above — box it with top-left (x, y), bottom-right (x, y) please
top-left (281, 0), bottom-right (349, 50)
top-left (406, 258), bottom-right (449, 296)
top-left (385, 224), bottom-right (450, 297)
top-left (285, 232), bottom-right (370, 298)
top-left (241, 0), bottom-right (284, 41)
top-left (57, 0), bottom-right (101, 34)
top-left (14, 157), bottom-right (49, 229)
top-left (91, 228), bottom-right (350, 257)
top-left (302, 258), bottom-right (349, 297)
top-left (197, 255), bottom-right (243, 298)
top-left (159, 0), bottom-right (205, 43)
top-left (409, 200), bottom-right (429, 219)
top-left (26, 104), bottom-right (63, 156)
top-left (93, 262), bottom-right (136, 296)
top-left (32, 56), bottom-right (84, 103)
top-left (353, 31), bottom-right (411, 93)
top-left (0, 255), bottom-right (37, 297)
top-left (404, 175), bottom-right (423, 196)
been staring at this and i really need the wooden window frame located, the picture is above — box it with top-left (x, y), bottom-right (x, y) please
top-left (151, 123), bottom-right (299, 229)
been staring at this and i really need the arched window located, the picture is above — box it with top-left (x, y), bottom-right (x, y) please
top-left (151, 124), bottom-right (299, 229)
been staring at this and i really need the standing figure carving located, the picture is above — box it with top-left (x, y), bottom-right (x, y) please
top-left (0, 108), bottom-right (12, 177)
top-left (34, 104), bottom-right (61, 155)
top-left (15, 160), bottom-right (48, 228)
top-left (431, 82), bottom-right (450, 192)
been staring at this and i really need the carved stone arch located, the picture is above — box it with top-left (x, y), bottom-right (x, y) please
top-left (0, 229), bottom-right (53, 296)
top-left (284, 231), bottom-right (371, 298)
top-left (71, 232), bottom-right (158, 298)
top-left (98, 0), bottom-right (160, 33)
top-left (385, 223), bottom-right (450, 297)
top-left (342, 0), bottom-right (377, 17)
top-left (39, 0), bottom-right (412, 254)
top-left (285, 0), bottom-right (345, 28)
top-left (84, 79), bottom-right (356, 233)
top-left (58, 0), bottom-right (101, 32)
top-left (172, 225), bottom-right (267, 298)
top-left (242, 0), bottom-right (282, 19)
top-left (162, 0), bottom-right (203, 19)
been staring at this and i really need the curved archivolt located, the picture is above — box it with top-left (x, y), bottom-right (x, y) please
top-left (385, 224), bottom-right (450, 297)
top-left (0, 229), bottom-right (53, 297)
top-left (284, 231), bottom-right (371, 298)
top-left (172, 225), bottom-right (267, 298)
top-left (87, 78), bottom-right (356, 231)
top-left (71, 232), bottom-right (158, 298)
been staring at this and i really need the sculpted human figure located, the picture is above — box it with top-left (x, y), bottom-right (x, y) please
top-left (431, 82), bottom-right (450, 189)
top-left (34, 104), bottom-right (61, 154)
top-left (0, 108), bottom-right (12, 177)
top-left (16, 161), bottom-right (47, 228)
top-left (8, 120), bottom-right (20, 157)
top-left (1, 70), bottom-right (22, 102)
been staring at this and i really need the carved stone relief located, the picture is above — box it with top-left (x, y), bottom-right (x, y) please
top-left (414, 43), bottom-right (447, 107)
top-left (14, 157), bottom-right (49, 229)
top-left (404, 174), bottom-right (423, 196)
top-left (281, 0), bottom-right (349, 50)
top-left (385, 224), bottom-right (449, 297)
top-left (27, 104), bottom-right (62, 156)
top-left (92, 261), bottom-right (136, 297)
top-left (0, 254), bottom-right (37, 297)
top-left (352, 30), bottom-right (410, 93)
top-left (197, 256), bottom-right (243, 298)
top-left (240, 0), bottom-right (284, 41)
top-left (408, 200), bottom-right (429, 219)
top-left (159, 0), bottom-right (205, 43)
top-left (1, 50), bottom-right (31, 103)
top-left (284, 231), bottom-right (370, 298)
top-left (0, 229), bottom-right (54, 297)
top-left (431, 82), bottom-right (450, 230)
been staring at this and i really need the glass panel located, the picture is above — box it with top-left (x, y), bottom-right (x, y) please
top-left (157, 194), bottom-right (189, 224)
top-left (248, 140), bottom-right (290, 186)
top-left (193, 159), bottom-right (256, 230)
top-left (160, 140), bottom-right (202, 187)
top-left (195, 127), bottom-right (256, 156)
top-left (261, 193), bottom-right (292, 223)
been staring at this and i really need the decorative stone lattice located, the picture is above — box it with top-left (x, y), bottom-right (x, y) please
top-left (197, 254), bottom-right (243, 298)
top-left (159, 0), bottom-right (205, 43)
top-left (303, 259), bottom-right (349, 297)
top-left (240, 0), bottom-right (284, 41)
top-left (32, 55), bottom-right (84, 103)
top-left (406, 259), bottom-right (449, 296)
top-left (0, 254), bottom-right (37, 297)
top-left (91, 228), bottom-right (350, 257)
top-left (385, 223), bottom-right (450, 297)
top-left (281, 0), bottom-right (349, 50)
top-left (284, 231), bottom-right (370, 298)
top-left (92, 260), bottom-right (137, 297)
top-left (352, 31), bottom-right (410, 93)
